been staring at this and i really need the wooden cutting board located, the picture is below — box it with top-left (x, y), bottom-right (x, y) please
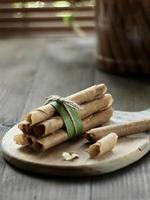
top-left (1, 110), bottom-right (150, 176)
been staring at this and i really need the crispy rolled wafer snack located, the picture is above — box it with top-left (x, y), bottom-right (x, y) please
top-left (88, 133), bottom-right (118, 158)
top-left (14, 134), bottom-right (30, 146)
top-left (32, 94), bottom-right (113, 137)
top-left (20, 84), bottom-right (107, 128)
top-left (15, 107), bottom-right (113, 151)
top-left (85, 119), bottom-right (150, 142)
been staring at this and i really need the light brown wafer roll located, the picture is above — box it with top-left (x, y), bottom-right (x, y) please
top-left (88, 133), bottom-right (118, 158)
top-left (18, 121), bottom-right (30, 134)
top-left (15, 107), bottom-right (113, 151)
top-left (33, 107), bottom-right (113, 151)
top-left (22, 84), bottom-right (107, 127)
top-left (14, 134), bottom-right (30, 146)
top-left (85, 119), bottom-right (150, 142)
top-left (32, 94), bottom-right (113, 137)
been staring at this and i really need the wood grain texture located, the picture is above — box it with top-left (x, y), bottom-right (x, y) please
top-left (94, 68), bottom-right (150, 111)
top-left (0, 37), bottom-right (150, 200)
top-left (0, 38), bottom-right (44, 125)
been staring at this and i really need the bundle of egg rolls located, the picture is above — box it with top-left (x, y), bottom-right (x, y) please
top-left (15, 84), bottom-right (113, 151)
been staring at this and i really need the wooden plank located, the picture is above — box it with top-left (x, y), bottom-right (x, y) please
top-left (0, 2), bottom-right (94, 35)
top-left (0, 11), bottom-right (94, 18)
top-left (0, 27), bottom-right (94, 35)
top-left (0, 16), bottom-right (95, 35)
top-left (0, 38), bottom-right (46, 200)
top-left (22, 36), bottom-right (95, 112)
top-left (0, 0), bottom-right (89, 2)
top-left (0, 37), bottom-right (96, 200)
top-left (0, 21), bottom-right (94, 26)
top-left (0, 38), bottom-right (44, 125)
top-left (0, 125), bottom-right (10, 186)
top-left (0, 6), bottom-right (94, 13)
top-left (0, 16), bottom-right (94, 22)
top-left (91, 157), bottom-right (150, 200)
top-left (94, 67), bottom-right (150, 111)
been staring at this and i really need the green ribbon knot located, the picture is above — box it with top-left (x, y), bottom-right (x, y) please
top-left (45, 96), bottom-right (84, 139)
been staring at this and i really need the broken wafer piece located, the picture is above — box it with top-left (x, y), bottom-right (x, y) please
top-left (62, 152), bottom-right (79, 161)
top-left (14, 134), bottom-right (29, 145)
top-left (88, 133), bottom-right (118, 158)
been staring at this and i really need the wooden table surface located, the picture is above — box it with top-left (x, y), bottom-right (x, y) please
top-left (0, 36), bottom-right (150, 200)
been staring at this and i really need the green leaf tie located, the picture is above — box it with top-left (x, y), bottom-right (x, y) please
top-left (44, 96), bottom-right (84, 139)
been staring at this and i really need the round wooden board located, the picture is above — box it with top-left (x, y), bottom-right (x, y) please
top-left (1, 125), bottom-right (150, 176)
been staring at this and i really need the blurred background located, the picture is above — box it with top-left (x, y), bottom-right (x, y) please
top-left (0, 0), bottom-right (94, 36)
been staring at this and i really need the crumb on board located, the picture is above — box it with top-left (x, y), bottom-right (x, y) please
top-left (62, 152), bottom-right (79, 161)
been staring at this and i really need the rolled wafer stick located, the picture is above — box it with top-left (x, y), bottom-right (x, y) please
top-left (85, 118), bottom-right (150, 143)
top-left (14, 134), bottom-right (30, 146)
top-left (15, 107), bottom-right (113, 151)
top-left (32, 107), bottom-right (113, 151)
top-left (21, 84), bottom-right (107, 128)
top-left (18, 121), bottom-right (30, 134)
top-left (88, 133), bottom-right (118, 158)
top-left (32, 94), bottom-right (113, 137)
